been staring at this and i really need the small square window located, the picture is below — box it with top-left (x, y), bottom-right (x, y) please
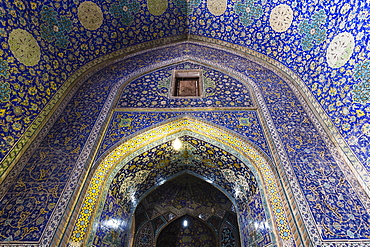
top-left (171, 70), bottom-right (203, 98)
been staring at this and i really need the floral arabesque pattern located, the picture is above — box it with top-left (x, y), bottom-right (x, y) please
top-left (109, 0), bottom-right (140, 26)
top-left (352, 60), bottom-right (370, 104)
top-left (298, 9), bottom-right (327, 51)
top-left (40, 6), bottom-right (72, 49)
top-left (0, 0), bottom-right (368, 192)
top-left (173, 0), bottom-right (202, 16)
top-left (352, 79), bottom-right (370, 104)
top-left (0, 82), bottom-right (11, 103)
top-left (234, 0), bottom-right (263, 27)
top-left (0, 59), bottom-right (9, 79)
top-left (117, 62), bottom-right (254, 109)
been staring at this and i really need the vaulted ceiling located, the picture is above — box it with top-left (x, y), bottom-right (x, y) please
top-left (0, 0), bottom-right (369, 246)
top-left (0, 0), bottom-right (368, 178)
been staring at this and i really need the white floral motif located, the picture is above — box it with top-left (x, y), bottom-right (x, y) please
top-left (326, 32), bottom-right (355, 68)
top-left (207, 0), bottom-right (227, 16)
top-left (222, 169), bottom-right (250, 200)
top-left (269, 4), bottom-right (293, 33)
top-left (78, 1), bottom-right (104, 30)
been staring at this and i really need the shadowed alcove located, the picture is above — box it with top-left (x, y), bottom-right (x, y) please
top-left (133, 173), bottom-right (241, 247)
top-left (91, 133), bottom-right (274, 247)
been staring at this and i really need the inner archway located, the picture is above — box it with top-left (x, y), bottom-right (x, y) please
top-left (156, 215), bottom-right (216, 247)
top-left (89, 133), bottom-right (278, 246)
top-left (71, 118), bottom-right (293, 246)
top-left (133, 173), bottom-right (240, 247)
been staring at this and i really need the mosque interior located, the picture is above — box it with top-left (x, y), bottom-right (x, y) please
top-left (0, 0), bottom-right (369, 246)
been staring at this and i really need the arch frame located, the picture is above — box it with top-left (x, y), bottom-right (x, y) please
top-left (68, 117), bottom-right (294, 246)
top-left (3, 36), bottom-right (365, 195)
top-left (2, 38), bottom-right (366, 247)
top-left (89, 131), bottom-right (274, 247)
top-left (59, 44), bottom-right (350, 246)
top-left (92, 139), bottom-right (276, 246)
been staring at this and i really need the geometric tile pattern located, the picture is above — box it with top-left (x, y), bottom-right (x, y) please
top-left (130, 174), bottom-right (240, 246)
top-left (156, 215), bottom-right (216, 247)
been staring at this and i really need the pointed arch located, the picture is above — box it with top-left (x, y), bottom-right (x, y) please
top-left (68, 117), bottom-right (293, 246)
top-left (133, 172), bottom-right (238, 247)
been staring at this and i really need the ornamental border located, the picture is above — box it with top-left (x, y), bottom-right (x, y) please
top-left (86, 129), bottom-right (278, 246)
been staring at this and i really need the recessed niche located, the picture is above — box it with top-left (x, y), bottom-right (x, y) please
top-left (171, 70), bottom-right (203, 97)
top-left (132, 174), bottom-right (241, 247)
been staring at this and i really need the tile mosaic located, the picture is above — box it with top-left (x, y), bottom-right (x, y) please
top-left (97, 110), bottom-right (270, 160)
top-left (116, 61), bottom-right (254, 108)
top-left (0, 31), bottom-right (367, 247)
top-left (1, 0), bottom-right (368, 179)
top-left (74, 118), bottom-right (292, 247)
top-left (92, 136), bottom-right (272, 246)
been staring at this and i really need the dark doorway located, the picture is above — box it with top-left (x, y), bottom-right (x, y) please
top-left (157, 215), bottom-right (216, 247)
top-left (133, 173), bottom-right (241, 247)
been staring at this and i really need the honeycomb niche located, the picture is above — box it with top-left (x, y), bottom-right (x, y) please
top-left (133, 174), bottom-right (241, 247)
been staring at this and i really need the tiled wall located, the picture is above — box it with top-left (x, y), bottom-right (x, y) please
top-left (92, 136), bottom-right (271, 246)
top-left (0, 0), bottom-right (368, 177)
top-left (0, 39), bottom-right (368, 247)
